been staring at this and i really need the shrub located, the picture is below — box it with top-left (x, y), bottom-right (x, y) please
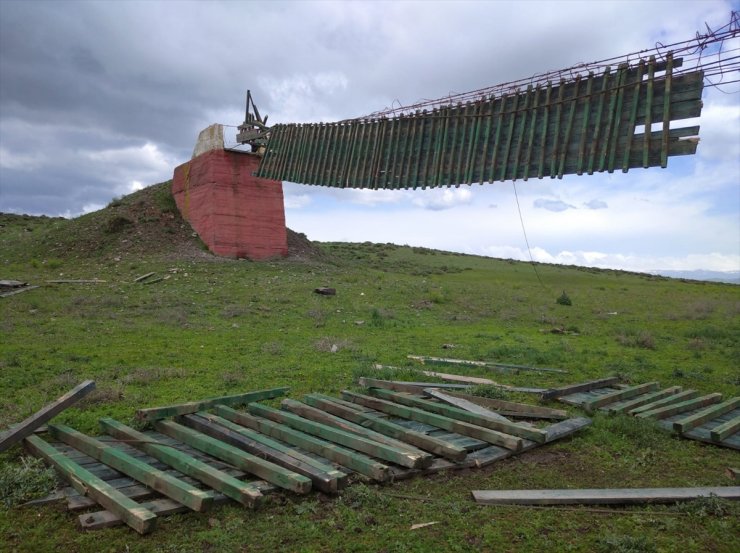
top-left (556, 291), bottom-right (572, 306)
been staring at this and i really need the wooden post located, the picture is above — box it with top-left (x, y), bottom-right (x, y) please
top-left (99, 418), bottom-right (262, 507)
top-left (24, 435), bottom-right (157, 535)
top-left (49, 424), bottom-right (213, 512)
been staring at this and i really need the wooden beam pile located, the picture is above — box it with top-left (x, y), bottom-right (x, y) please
top-left (23, 385), bottom-right (590, 534)
top-left (553, 381), bottom-right (739, 450)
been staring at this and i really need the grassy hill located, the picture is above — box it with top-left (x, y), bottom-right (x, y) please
top-left (1, 182), bottom-right (738, 552)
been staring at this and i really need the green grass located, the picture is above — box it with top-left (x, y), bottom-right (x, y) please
top-left (1, 205), bottom-right (739, 552)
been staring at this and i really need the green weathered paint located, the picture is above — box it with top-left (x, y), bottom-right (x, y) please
top-left (636, 393), bottom-right (722, 420)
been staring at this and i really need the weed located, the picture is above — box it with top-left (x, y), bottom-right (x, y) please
top-left (261, 342), bottom-right (284, 355)
top-left (616, 329), bottom-right (656, 350)
top-left (306, 308), bottom-right (327, 327)
top-left (467, 384), bottom-right (510, 400)
top-left (314, 337), bottom-right (355, 353)
top-left (103, 215), bottom-right (133, 234)
top-left (0, 457), bottom-right (57, 508)
top-left (673, 494), bottom-right (738, 517)
top-left (340, 483), bottom-right (389, 509)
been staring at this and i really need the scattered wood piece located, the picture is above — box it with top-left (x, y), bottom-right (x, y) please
top-left (636, 393), bottom-right (723, 420)
top-left (608, 386), bottom-right (683, 414)
top-left (136, 387), bottom-right (290, 421)
top-left (471, 486), bottom-right (740, 506)
top-left (314, 287), bottom-right (336, 295)
top-left (541, 377), bottom-right (621, 400)
top-left (142, 277), bottom-right (165, 285)
top-left (46, 279), bottom-right (106, 284)
top-left (431, 390), bottom-right (568, 420)
top-left (0, 380), bottom-right (95, 453)
top-left (629, 389), bottom-right (699, 415)
top-left (0, 285), bottom-right (39, 298)
top-left (410, 521), bottom-right (439, 530)
top-left (0, 279), bottom-right (27, 288)
top-left (582, 382), bottom-right (660, 413)
top-left (727, 468), bottom-right (739, 481)
top-left (134, 272), bottom-right (156, 282)
top-left (408, 354), bottom-right (567, 374)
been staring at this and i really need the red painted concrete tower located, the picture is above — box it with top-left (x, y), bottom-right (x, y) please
top-left (171, 125), bottom-right (288, 260)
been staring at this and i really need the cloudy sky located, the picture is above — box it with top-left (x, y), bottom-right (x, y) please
top-left (1, 0), bottom-right (738, 274)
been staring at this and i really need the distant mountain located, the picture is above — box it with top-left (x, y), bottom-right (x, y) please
top-left (651, 269), bottom-right (740, 284)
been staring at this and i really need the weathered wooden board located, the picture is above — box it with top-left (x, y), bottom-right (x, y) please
top-left (429, 389), bottom-right (568, 419)
top-left (472, 486), bottom-right (740, 505)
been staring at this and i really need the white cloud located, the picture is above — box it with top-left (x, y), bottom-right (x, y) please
top-left (411, 187), bottom-right (472, 210)
top-left (533, 198), bottom-right (576, 212)
top-left (584, 199), bottom-right (608, 209)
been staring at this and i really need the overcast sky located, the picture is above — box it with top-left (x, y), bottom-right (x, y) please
top-left (1, 0), bottom-right (738, 274)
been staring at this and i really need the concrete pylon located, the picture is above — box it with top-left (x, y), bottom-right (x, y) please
top-left (171, 125), bottom-right (287, 260)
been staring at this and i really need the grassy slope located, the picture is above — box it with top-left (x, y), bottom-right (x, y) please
top-left (0, 187), bottom-right (739, 552)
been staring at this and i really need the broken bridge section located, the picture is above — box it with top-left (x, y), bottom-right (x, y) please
top-left (172, 148), bottom-right (287, 260)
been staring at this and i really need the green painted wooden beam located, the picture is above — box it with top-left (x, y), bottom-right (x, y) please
top-left (607, 386), bottom-right (683, 414)
top-left (304, 393), bottom-right (467, 462)
top-left (710, 415), bottom-right (740, 442)
top-left (158, 417), bottom-right (312, 494)
top-left (636, 393), bottom-right (722, 420)
top-left (249, 402), bottom-right (428, 469)
top-left (341, 390), bottom-right (523, 451)
top-left (24, 434), bottom-right (157, 535)
top-left (672, 398), bottom-right (740, 434)
top-left (136, 387), bottom-right (289, 421)
top-left (231, 407), bottom-right (390, 481)
top-left (99, 418), bottom-right (262, 508)
top-left (203, 408), bottom-right (347, 493)
top-left (280, 398), bottom-right (432, 462)
top-left (368, 388), bottom-right (546, 443)
top-left (49, 424), bottom-right (213, 512)
top-left (427, 390), bottom-right (567, 420)
top-left (541, 377), bottom-right (621, 400)
top-left (581, 382), bottom-right (660, 413)
top-left (628, 390), bottom-right (699, 415)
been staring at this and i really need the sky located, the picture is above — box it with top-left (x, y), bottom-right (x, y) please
top-left (1, 0), bottom-right (738, 275)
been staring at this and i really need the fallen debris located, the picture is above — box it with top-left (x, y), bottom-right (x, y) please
top-left (134, 272), bottom-right (156, 282)
top-left (314, 287), bottom-right (336, 296)
top-left (471, 486), bottom-right (740, 506)
top-left (46, 279), bottom-right (106, 284)
top-left (428, 390), bottom-right (568, 420)
top-left (0, 285), bottom-right (39, 298)
top-left (0, 380), bottom-right (95, 453)
top-left (540, 377), bottom-right (621, 400)
top-left (410, 521), bottom-right (439, 530)
top-left (0, 279), bottom-right (27, 288)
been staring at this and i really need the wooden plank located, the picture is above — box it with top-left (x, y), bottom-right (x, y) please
top-left (369, 388), bottom-right (547, 443)
top-left (622, 59), bottom-right (645, 172)
top-left (537, 83), bottom-right (552, 179)
top-left (608, 386), bottom-right (683, 414)
top-left (629, 389), bottom-right (699, 415)
top-left (24, 435), bottom-right (157, 535)
top-left (581, 382), bottom-right (660, 413)
top-left (99, 418), bottom-right (262, 508)
top-left (342, 390), bottom-right (524, 451)
top-left (304, 393), bottom-right (467, 461)
top-left (636, 393), bottom-right (722, 420)
top-left (158, 417), bottom-right (313, 494)
top-left (661, 53), bottom-right (673, 168)
top-left (49, 424), bottom-right (213, 512)
top-left (360, 377), bottom-right (444, 394)
top-left (423, 389), bottom-right (512, 422)
top-left (79, 498), bottom-right (183, 531)
top-left (249, 402), bottom-right (429, 469)
top-left (472, 486), bottom-right (740, 506)
top-left (576, 72), bottom-right (594, 175)
top-left (0, 380), bottom-right (95, 453)
top-left (136, 387), bottom-right (289, 421)
top-left (231, 408), bottom-right (390, 481)
top-left (643, 56), bottom-right (655, 167)
top-left (710, 416), bottom-right (740, 442)
top-left (673, 398), bottom-right (740, 434)
top-left (587, 66), bottom-right (610, 174)
top-left (541, 377), bottom-right (620, 400)
top-left (280, 399), bottom-right (432, 460)
top-left (431, 390), bottom-right (568, 420)
top-left (407, 354), bottom-right (567, 374)
top-left (419, 370), bottom-right (494, 385)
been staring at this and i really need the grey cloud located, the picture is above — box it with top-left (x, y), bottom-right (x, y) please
top-left (533, 198), bottom-right (576, 212)
top-left (584, 199), bottom-right (609, 209)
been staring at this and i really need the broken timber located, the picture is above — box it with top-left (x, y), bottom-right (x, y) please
top-left (472, 486), bottom-right (740, 506)
top-left (427, 389), bottom-right (568, 420)
top-left (407, 354), bottom-right (568, 374)
top-left (0, 380), bottom-right (95, 453)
